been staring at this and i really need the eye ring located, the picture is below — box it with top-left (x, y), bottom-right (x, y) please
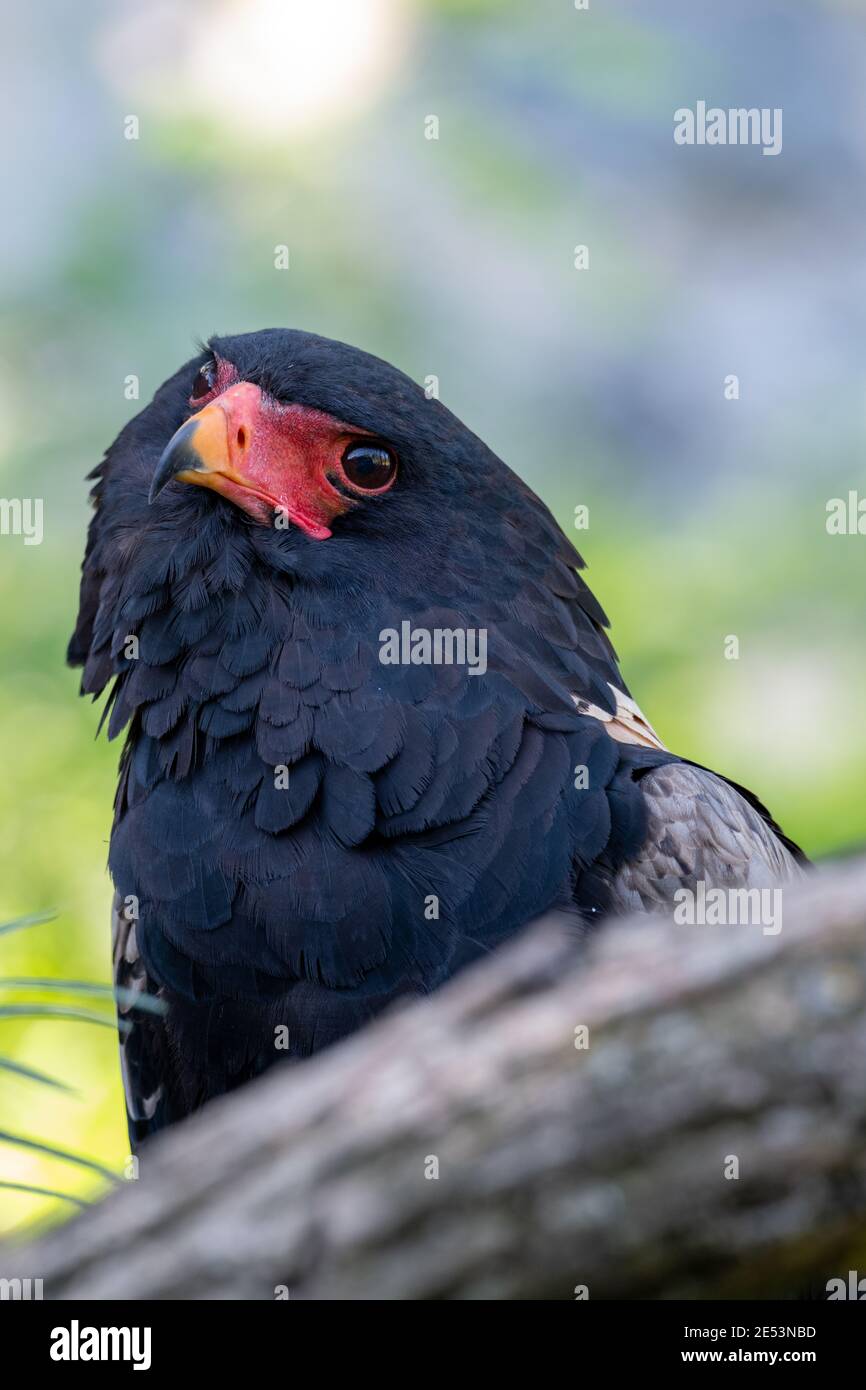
top-left (339, 441), bottom-right (398, 493)
top-left (190, 359), bottom-right (217, 404)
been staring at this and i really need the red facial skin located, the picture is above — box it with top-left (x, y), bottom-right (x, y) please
top-left (177, 362), bottom-right (392, 538)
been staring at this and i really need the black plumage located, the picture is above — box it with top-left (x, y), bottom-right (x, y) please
top-left (69, 329), bottom-right (805, 1146)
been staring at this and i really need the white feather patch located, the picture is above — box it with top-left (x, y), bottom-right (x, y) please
top-left (573, 684), bottom-right (666, 750)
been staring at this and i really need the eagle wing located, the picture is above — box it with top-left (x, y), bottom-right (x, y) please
top-left (606, 761), bottom-right (805, 915)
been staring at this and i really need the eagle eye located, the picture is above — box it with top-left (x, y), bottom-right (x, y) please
top-left (190, 360), bottom-right (217, 403)
top-left (340, 442), bottom-right (397, 493)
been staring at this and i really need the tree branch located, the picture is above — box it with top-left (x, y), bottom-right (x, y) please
top-left (5, 860), bottom-right (866, 1299)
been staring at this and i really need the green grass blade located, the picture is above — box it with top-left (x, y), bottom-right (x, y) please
top-left (0, 1180), bottom-right (89, 1209)
top-left (0, 977), bottom-right (115, 994)
top-left (0, 1056), bottom-right (76, 1094)
top-left (0, 912), bottom-right (57, 938)
top-left (0, 1004), bottom-right (119, 1030)
top-left (0, 1130), bottom-right (119, 1184)
top-left (0, 979), bottom-right (166, 1015)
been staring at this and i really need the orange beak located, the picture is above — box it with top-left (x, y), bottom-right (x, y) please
top-left (150, 383), bottom-right (262, 505)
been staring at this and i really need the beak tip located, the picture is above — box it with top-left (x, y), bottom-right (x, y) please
top-left (149, 421), bottom-right (201, 505)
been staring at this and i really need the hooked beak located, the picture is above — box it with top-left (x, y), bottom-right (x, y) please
top-left (148, 381), bottom-right (333, 537)
top-left (149, 382), bottom-right (257, 505)
top-left (149, 417), bottom-right (219, 502)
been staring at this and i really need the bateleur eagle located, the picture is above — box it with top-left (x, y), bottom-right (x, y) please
top-left (68, 329), bottom-right (806, 1147)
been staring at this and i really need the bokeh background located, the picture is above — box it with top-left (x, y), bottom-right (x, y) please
top-left (2, 0), bottom-right (865, 1236)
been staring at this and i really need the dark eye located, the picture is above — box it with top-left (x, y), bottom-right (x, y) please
top-left (191, 360), bottom-right (217, 402)
top-left (340, 442), bottom-right (397, 492)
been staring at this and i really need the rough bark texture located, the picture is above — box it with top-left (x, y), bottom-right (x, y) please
top-left (4, 860), bottom-right (866, 1300)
